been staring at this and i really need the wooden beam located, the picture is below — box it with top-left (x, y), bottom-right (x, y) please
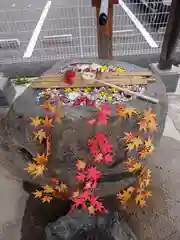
top-left (158, 0), bottom-right (180, 70)
top-left (92, 0), bottom-right (113, 59)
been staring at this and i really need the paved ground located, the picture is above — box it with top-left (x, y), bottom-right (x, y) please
top-left (0, 0), bottom-right (173, 63)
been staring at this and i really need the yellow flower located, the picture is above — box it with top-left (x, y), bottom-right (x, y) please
top-left (99, 92), bottom-right (107, 97)
top-left (115, 67), bottom-right (126, 73)
top-left (106, 96), bottom-right (113, 102)
top-left (74, 88), bottom-right (80, 92)
top-left (109, 87), bottom-right (118, 93)
top-left (84, 87), bottom-right (92, 93)
top-left (100, 65), bottom-right (107, 71)
top-left (64, 88), bottom-right (72, 92)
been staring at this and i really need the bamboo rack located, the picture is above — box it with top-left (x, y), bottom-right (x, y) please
top-left (30, 71), bottom-right (155, 89)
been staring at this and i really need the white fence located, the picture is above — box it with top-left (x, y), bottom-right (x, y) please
top-left (0, 0), bottom-right (172, 63)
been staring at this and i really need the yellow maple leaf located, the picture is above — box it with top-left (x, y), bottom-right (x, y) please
top-left (24, 162), bottom-right (38, 175)
top-left (55, 183), bottom-right (68, 193)
top-left (33, 129), bottom-right (46, 143)
top-left (135, 194), bottom-right (147, 207)
top-left (32, 165), bottom-right (47, 178)
top-left (143, 108), bottom-right (156, 122)
top-left (33, 153), bottom-right (48, 164)
top-left (43, 184), bottom-right (54, 193)
top-left (76, 160), bottom-right (86, 170)
top-left (148, 118), bottom-right (157, 132)
top-left (30, 116), bottom-right (42, 128)
top-left (117, 186), bottom-right (135, 204)
top-left (88, 205), bottom-right (96, 215)
top-left (144, 137), bottom-right (154, 153)
top-left (43, 116), bottom-right (53, 128)
top-left (135, 190), bottom-right (152, 207)
top-left (72, 190), bottom-right (80, 199)
top-left (123, 107), bottom-right (137, 118)
top-left (126, 136), bottom-right (143, 151)
top-left (41, 195), bottom-right (53, 203)
top-left (124, 157), bottom-right (142, 172)
top-left (33, 190), bottom-right (43, 199)
top-left (139, 168), bottom-right (151, 189)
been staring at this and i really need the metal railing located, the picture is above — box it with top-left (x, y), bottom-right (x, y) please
top-left (0, 0), bottom-right (172, 63)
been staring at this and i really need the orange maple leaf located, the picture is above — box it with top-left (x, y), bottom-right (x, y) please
top-left (30, 116), bottom-right (42, 128)
top-left (123, 132), bottom-right (136, 143)
top-left (139, 148), bottom-right (150, 158)
top-left (41, 195), bottom-right (53, 203)
top-left (116, 107), bottom-right (127, 118)
top-left (33, 129), bottom-right (46, 143)
top-left (33, 153), bottom-right (48, 164)
top-left (76, 160), bottom-right (86, 170)
top-left (40, 102), bottom-right (56, 113)
top-left (43, 116), bottom-right (53, 128)
top-left (33, 190), bottom-right (43, 199)
top-left (137, 119), bottom-right (148, 132)
top-left (124, 157), bottom-right (142, 172)
top-left (46, 137), bottom-right (51, 155)
top-left (117, 186), bottom-right (135, 204)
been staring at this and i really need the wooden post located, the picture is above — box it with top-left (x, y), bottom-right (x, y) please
top-left (92, 0), bottom-right (113, 59)
top-left (158, 0), bottom-right (180, 70)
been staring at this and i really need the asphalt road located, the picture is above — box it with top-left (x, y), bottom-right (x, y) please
top-left (0, 0), bottom-right (172, 64)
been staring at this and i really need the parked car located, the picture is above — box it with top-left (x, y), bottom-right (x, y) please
top-left (137, 0), bottom-right (171, 31)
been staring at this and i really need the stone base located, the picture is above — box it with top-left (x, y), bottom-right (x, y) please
top-left (0, 74), bottom-right (16, 107)
top-left (150, 63), bottom-right (179, 93)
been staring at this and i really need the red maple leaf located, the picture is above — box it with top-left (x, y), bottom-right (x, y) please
top-left (76, 172), bottom-right (86, 182)
top-left (94, 153), bottom-right (103, 163)
top-left (100, 143), bottom-right (112, 155)
top-left (87, 118), bottom-right (96, 125)
top-left (86, 167), bottom-right (102, 182)
top-left (88, 138), bottom-right (98, 154)
top-left (97, 111), bottom-right (108, 125)
top-left (79, 191), bottom-right (91, 200)
top-left (95, 201), bottom-right (107, 213)
top-left (89, 195), bottom-right (107, 213)
top-left (71, 197), bottom-right (87, 210)
top-left (100, 104), bottom-right (111, 115)
top-left (95, 132), bottom-right (108, 145)
top-left (104, 154), bottom-right (113, 163)
top-left (86, 99), bottom-right (95, 107)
